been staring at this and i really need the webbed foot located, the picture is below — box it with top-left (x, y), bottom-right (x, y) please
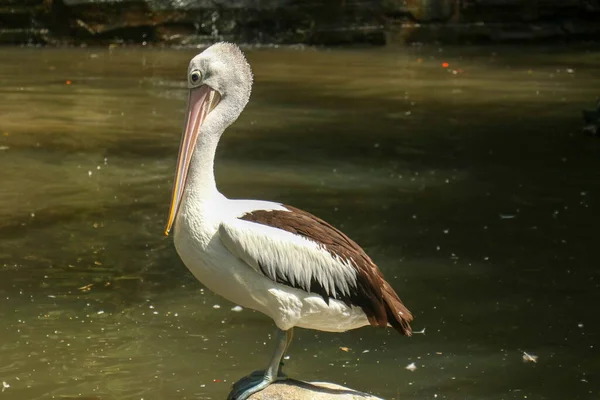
top-left (227, 328), bottom-right (293, 400)
top-left (227, 371), bottom-right (275, 400)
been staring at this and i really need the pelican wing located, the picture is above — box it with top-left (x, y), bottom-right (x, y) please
top-left (218, 205), bottom-right (412, 335)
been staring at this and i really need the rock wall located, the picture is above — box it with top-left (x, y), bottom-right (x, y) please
top-left (0, 0), bottom-right (599, 46)
top-left (386, 0), bottom-right (600, 44)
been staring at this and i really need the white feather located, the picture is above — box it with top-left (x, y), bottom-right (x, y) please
top-left (219, 217), bottom-right (358, 299)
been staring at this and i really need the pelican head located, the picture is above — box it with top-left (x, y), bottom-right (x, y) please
top-left (165, 43), bottom-right (253, 236)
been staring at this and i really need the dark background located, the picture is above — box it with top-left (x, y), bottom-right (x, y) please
top-left (1, 0), bottom-right (600, 46)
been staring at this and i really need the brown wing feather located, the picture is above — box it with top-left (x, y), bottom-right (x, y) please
top-left (240, 205), bottom-right (413, 336)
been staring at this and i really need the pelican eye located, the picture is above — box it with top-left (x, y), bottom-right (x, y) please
top-left (190, 70), bottom-right (201, 84)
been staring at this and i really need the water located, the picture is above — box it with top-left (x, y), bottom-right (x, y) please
top-left (0, 44), bottom-right (599, 400)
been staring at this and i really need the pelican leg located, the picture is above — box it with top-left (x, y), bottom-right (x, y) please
top-left (277, 328), bottom-right (294, 379)
top-left (228, 328), bottom-right (290, 400)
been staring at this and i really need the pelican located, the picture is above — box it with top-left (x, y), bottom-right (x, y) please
top-left (165, 42), bottom-right (413, 400)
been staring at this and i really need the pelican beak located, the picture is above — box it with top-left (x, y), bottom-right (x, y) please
top-left (165, 85), bottom-right (220, 236)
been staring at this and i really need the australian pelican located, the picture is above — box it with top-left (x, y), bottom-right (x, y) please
top-left (164, 42), bottom-right (413, 400)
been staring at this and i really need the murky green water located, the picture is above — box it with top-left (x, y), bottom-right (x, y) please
top-left (1, 44), bottom-right (599, 400)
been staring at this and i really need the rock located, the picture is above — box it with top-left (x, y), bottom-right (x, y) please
top-left (382, 0), bottom-right (600, 44)
top-left (245, 380), bottom-right (383, 400)
top-left (383, 0), bottom-right (456, 22)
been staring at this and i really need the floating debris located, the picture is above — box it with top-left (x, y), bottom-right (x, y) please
top-left (231, 305), bottom-right (243, 312)
top-left (78, 284), bottom-right (94, 292)
top-left (405, 362), bottom-right (417, 371)
top-left (213, 304), bottom-right (221, 309)
top-left (339, 347), bottom-right (350, 352)
top-left (522, 351), bottom-right (538, 363)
